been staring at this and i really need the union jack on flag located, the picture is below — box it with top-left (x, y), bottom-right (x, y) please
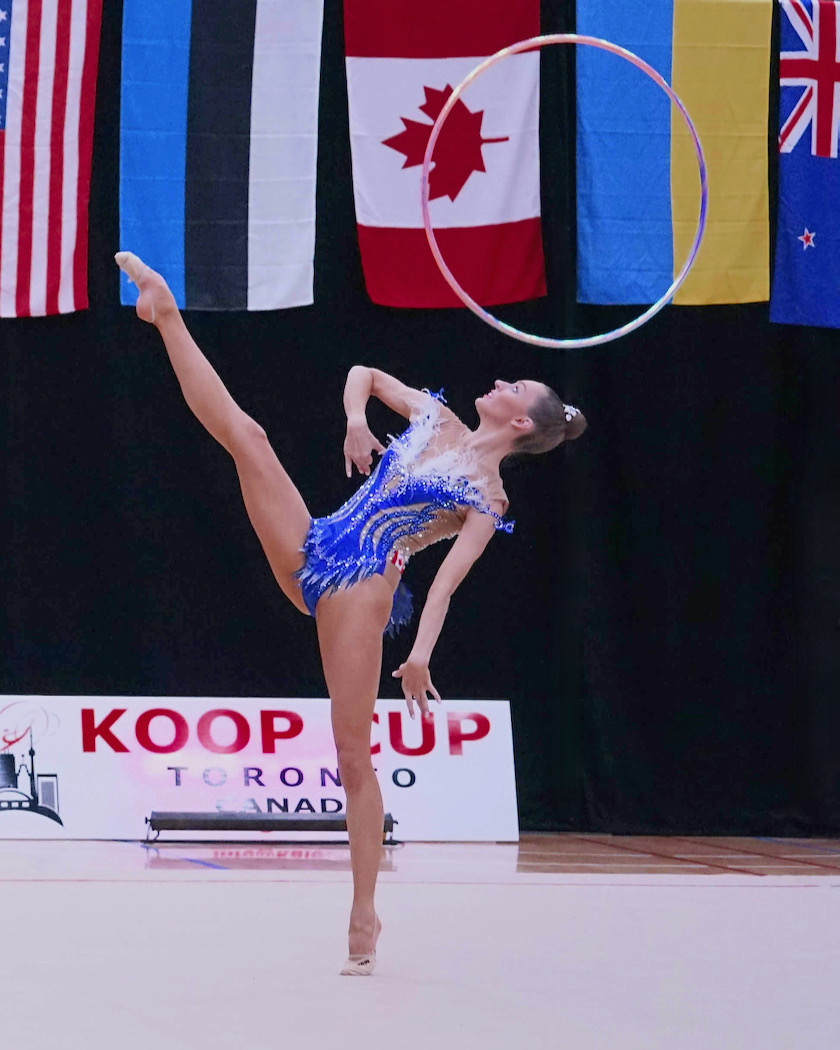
top-left (771, 0), bottom-right (840, 326)
top-left (779, 0), bottom-right (840, 157)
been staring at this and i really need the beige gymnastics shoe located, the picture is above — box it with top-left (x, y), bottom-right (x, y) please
top-left (339, 952), bottom-right (376, 976)
top-left (340, 913), bottom-right (381, 976)
top-left (115, 251), bottom-right (169, 324)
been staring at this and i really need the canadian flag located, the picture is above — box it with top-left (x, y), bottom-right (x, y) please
top-left (344, 0), bottom-right (546, 308)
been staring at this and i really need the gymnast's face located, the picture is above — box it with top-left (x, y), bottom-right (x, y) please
top-left (476, 378), bottom-right (543, 426)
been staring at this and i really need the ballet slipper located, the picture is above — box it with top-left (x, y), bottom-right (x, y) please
top-left (340, 913), bottom-right (381, 976)
top-left (339, 952), bottom-right (376, 976)
top-left (114, 251), bottom-right (158, 324)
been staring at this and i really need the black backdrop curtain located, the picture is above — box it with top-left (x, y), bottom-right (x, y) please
top-left (1, 1), bottom-right (838, 834)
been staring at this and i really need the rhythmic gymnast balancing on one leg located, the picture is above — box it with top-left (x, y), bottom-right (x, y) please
top-left (115, 252), bottom-right (587, 975)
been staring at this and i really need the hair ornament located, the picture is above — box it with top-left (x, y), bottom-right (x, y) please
top-left (564, 404), bottom-right (579, 423)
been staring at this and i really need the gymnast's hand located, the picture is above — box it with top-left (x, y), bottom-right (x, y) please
top-left (344, 419), bottom-right (386, 477)
top-left (392, 659), bottom-right (441, 720)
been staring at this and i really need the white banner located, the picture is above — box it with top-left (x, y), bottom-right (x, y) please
top-left (0, 696), bottom-right (519, 842)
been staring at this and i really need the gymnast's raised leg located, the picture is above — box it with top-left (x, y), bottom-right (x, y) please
top-left (114, 252), bottom-right (312, 611)
top-left (115, 252), bottom-right (385, 973)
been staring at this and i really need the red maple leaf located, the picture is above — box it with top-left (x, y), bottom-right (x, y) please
top-left (382, 85), bottom-right (509, 202)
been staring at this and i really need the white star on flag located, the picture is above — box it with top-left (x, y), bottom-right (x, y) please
top-left (0, 11), bottom-right (7, 21)
top-left (798, 228), bottom-right (816, 249)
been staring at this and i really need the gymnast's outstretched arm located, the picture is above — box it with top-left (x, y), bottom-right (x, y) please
top-left (392, 507), bottom-right (498, 717)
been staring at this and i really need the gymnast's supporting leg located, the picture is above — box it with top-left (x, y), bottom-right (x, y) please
top-left (315, 582), bottom-right (391, 974)
top-left (114, 252), bottom-right (312, 611)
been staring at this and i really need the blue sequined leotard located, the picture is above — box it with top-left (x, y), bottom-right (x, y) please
top-left (294, 391), bottom-right (514, 634)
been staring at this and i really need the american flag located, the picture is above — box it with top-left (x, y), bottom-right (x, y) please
top-left (779, 0), bottom-right (840, 157)
top-left (0, 0), bottom-right (101, 318)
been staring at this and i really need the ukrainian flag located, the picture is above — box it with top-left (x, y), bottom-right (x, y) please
top-left (576, 0), bottom-right (772, 305)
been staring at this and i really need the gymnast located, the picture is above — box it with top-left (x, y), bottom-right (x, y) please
top-left (114, 251), bottom-right (587, 975)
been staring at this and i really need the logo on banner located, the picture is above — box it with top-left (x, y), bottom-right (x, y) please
top-left (0, 702), bottom-right (63, 826)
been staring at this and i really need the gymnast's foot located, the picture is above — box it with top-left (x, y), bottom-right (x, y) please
top-left (341, 910), bottom-right (381, 976)
top-left (114, 251), bottom-right (176, 326)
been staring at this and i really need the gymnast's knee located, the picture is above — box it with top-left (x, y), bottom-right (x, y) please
top-left (228, 413), bottom-right (269, 460)
top-left (336, 746), bottom-right (375, 793)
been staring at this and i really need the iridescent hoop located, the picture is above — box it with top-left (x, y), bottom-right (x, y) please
top-left (420, 34), bottom-right (709, 350)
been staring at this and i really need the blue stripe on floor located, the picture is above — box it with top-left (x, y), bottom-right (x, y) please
top-left (182, 857), bottom-right (228, 869)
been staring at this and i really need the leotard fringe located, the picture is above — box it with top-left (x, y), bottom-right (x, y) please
top-left (295, 391), bottom-right (513, 633)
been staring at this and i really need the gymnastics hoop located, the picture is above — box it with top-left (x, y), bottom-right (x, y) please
top-left (420, 35), bottom-right (709, 350)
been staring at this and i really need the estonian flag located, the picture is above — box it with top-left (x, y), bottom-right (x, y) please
top-left (119, 0), bottom-right (323, 312)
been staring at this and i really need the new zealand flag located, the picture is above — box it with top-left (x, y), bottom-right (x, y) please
top-left (771, 0), bottom-right (840, 327)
